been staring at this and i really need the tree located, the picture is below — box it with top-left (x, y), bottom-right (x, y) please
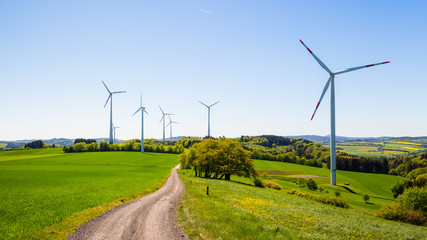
top-left (24, 140), bottom-right (45, 149)
top-left (306, 178), bottom-right (318, 191)
top-left (391, 180), bottom-right (405, 198)
top-left (179, 138), bottom-right (260, 184)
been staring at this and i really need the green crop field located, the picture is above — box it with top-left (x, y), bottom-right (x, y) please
top-left (177, 160), bottom-right (425, 239)
top-left (0, 148), bottom-right (178, 240)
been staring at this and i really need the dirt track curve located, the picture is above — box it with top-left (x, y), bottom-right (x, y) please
top-left (68, 165), bottom-right (188, 240)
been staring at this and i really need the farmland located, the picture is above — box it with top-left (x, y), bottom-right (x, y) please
top-left (177, 160), bottom-right (426, 239)
top-left (0, 148), bottom-right (178, 240)
top-left (332, 139), bottom-right (427, 158)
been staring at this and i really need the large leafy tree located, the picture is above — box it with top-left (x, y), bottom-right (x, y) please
top-left (179, 138), bottom-right (259, 182)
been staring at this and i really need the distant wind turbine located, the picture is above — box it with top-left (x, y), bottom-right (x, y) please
top-left (166, 115), bottom-right (179, 141)
top-left (132, 93), bottom-right (148, 153)
top-left (199, 101), bottom-right (219, 138)
top-left (159, 106), bottom-right (173, 141)
top-left (102, 81), bottom-right (126, 144)
top-left (112, 124), bottom-right (120, 144)
top-left (300, 39), bottom-right (389, 185)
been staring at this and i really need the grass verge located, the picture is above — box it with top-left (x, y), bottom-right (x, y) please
top-left (177, 169), bottom-right (426, 240)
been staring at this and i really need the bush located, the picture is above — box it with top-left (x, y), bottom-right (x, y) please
top-left (390, 180), bottom-right (405, 198)
top-left (375, 202), bottom-right (426, 225)
top-left (414, 173), bottom-right (427, 188)
top-left (296, 178), bottom-right (306, 187)
top-left (363, 193), bottom-right (370, 202)
top-left (286, 189), bottom-right (349, 208)
top-left (334, 190), bottom-right (341, 197)
top-left (375, 202), bottom-right (405, 221)
top-left (253, 177), bottom-right (264, 188)
top-left (263, 180), bottom-right (282, 190)
top-left (396, 187), bottom-right (427, 212)
top-left (306, 178), bottom-right (318, 191)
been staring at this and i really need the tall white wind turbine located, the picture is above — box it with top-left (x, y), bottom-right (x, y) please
top-left (132, 94), bottom-right (148, 153)
top-left (112, 124), bottom-right (120, 144)
top-left (159, 106), bottom-right (173, 141)
top-left (300, 40), bottom-right (389, 185)
top-left (199, 101), bottom-right (219, 138)
top-left (166, 115), bottom-right (179, 141)
top-left (102, 81), bottom-right (126, 144)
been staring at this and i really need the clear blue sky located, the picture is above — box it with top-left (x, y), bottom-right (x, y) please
top-left (1, 1), bottom-right (426, 141)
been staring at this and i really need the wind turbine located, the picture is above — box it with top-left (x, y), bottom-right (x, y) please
top-left (166, 115), bottom-right (179, 141)
top-left (102, 81), bottom-right (126, 144)
top-left (199, 101), bottom-right (219, 138)
top-left (112, 124), bottom-right (120, 144)
top-left (132, 93), bottom-right (148, 153)
top-left (300, 40), bottom-right (389, 185)
top-left (159, 106), bottom-right (173, 141)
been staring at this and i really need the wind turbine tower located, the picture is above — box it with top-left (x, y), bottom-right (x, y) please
top-left (299, 40), bottom-right (389, 185)
top-left (166, 115), bottom-right (179, 141)
top-left (159, 106), bottom-right (173, 141)
top-left (102, 81), bottom-right (126, 144)
top-left (132, 94), bottom-right (149, 153)
top-left (112, 124), bottom-right (120, 144)
top-left (199, 101), bottom-right (219, 138)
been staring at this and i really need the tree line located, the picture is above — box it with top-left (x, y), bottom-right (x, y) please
top-left (63, 139), bottom-right (184, 154)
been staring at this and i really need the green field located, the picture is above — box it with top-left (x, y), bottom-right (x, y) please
top-left (178, 160), bottom-right (426, 239)
top-left (255, 160), bottom-right (404, 211)
top-left (0, 148), bottom-right (178, 240)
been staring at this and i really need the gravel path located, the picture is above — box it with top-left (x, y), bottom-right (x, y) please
top-left (68, 165), bottom-right (188, 240)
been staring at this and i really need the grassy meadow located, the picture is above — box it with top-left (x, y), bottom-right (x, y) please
top-left (177, 160), bottom-right (426, 239)
top-left (0, 148), bottom-right (178, 240)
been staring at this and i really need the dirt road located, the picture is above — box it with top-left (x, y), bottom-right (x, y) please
top-left (69, 165), bottom-right (188, 240)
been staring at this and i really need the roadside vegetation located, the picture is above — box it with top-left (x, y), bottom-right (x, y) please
top-left (0, 148), bottom-right (178, 240)
top-left (177, 168), bottom-right (426, 239)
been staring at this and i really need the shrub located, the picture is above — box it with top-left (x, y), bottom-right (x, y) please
top-left (403, 209), bottom-right (426, 226)
top-left (286, 189), bottom-right (349, 208)
top-left (296, 178), bottom-right (306, 187)
top-left (390, 180), bottom-right (405, 198)
top-left (375, 202), bottom-right (405, 221)
top-left (263, 180), bottom-right (282, 190)
top-left (375, 202), bottom-right (426, 225)
top-left (407, 167), bottom-right (427, 180)
top-left (414, 173), bottom-right (427, 188)
top-left (363, 193), bottom-right (370, 202)
top-left (334, 190), bottom-right (341, 197)
top-left (396, 187), bottom-right (427, 212)
top-left (306, 178), bottom-right (318, 191)
top-left (253, 177), bottom-right (264, 188)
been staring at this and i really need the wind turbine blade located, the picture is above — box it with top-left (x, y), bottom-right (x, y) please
top-left (132, 108), bottom-right (141, 116)
top-left (112, 91), bottom-right (126, 94)
top-left (104, 94), bottom-right (112, 108)
top-left (159, 115), bottom-right (164, 124)
top-left (144, 109), bottom-right (149, 115)
top-left (102, 81), bottom-right (111, 94)
top-left (199, 101), bottom-right (209, 108)
top-left (209, 101), bottom-right (220, 107)
top-left (334, 61), bottom-right (390, 75)
top-left (158, 105), bottom-right (165, 115)
top-left (172, 121), bottom-right (179, 124)
top-left (299, 40), bottom-right (332, 74)
top-left (311, 76), bottom-right (332, 121)
top-left (168, 115), bottom-right (172, 122)
top-left (166, 122), bottom-right (171, 127)
top-left (165, 113), bottom-right (174, 116)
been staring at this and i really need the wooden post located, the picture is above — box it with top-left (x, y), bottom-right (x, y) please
top-left (207, 186), bottom-right (209, 196)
